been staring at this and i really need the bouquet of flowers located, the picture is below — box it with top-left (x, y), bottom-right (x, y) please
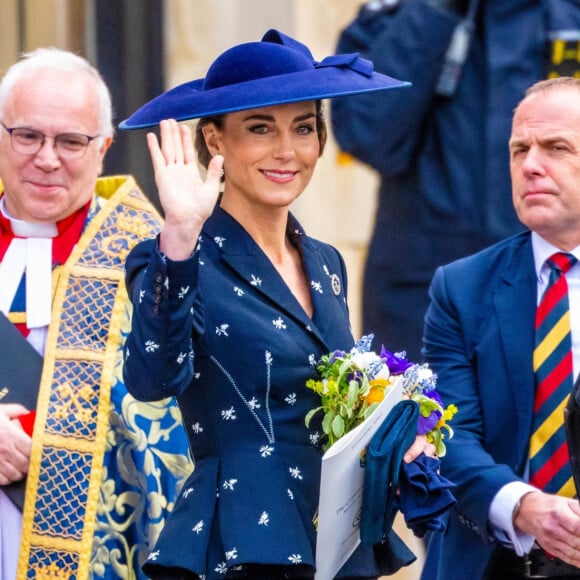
top-left (305, 334), bottom-right (457, 455)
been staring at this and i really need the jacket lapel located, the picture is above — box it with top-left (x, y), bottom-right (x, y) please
top-left (494, 234), bottom-right (536, 461)
top-left (204, 208), bottom-right (335, 346)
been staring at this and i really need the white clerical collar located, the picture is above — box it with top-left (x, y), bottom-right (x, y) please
top-left (0, 197), bottom-right (58, 237)
top-left (0, 197), bottom-right (57, 329)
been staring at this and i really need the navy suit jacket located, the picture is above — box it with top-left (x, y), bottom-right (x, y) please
top-left (421, 231), bottom-right (538, 579)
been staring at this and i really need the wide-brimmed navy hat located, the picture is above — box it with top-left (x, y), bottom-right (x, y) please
top-left (119, 29), bottom-right (409, 130)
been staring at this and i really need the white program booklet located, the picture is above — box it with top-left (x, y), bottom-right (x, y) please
top-left (314, 377), bottom-right (404, 580)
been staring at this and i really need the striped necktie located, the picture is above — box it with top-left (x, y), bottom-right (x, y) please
top-left (530, 252), bottom-right (577, 496)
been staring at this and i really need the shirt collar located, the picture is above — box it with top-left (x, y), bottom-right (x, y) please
top-left (531, 231), bottom-right (580, 283)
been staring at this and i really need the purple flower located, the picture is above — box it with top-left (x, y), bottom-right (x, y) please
top-left (380, 347), bottom-right (413, 375)
top-left (416, 390), bottom-right (444, 434)
top-left (425, 389), bottom-right (443, 406)
top-left (329, 350), bottom-right (347, 363)
top-left (417, 409), bottom-right (442, 435)
top-left (348, 370), bottom-right (364, 385)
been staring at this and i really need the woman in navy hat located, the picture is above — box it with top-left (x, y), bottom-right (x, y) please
top-left (121, 30), bottom-right (432, 579)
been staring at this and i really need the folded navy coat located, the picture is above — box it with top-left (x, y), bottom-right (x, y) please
top-left (361, 398), bottom-right (457, 564)
top-left (360, 399), bottom-right (419, 546)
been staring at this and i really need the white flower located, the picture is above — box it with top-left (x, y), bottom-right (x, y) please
top-left (260, 445), bottom-right (274, 458)
top-left (259, 511), bottom-right (269, 525)
top-left (289, 466), bottom-right (303, 480)
top-left (223, 479), bottom-right (237, 491)
top-left (216, 324), bottom-right (230, 336)
top-left (288, 554), bottom-right (303, 564)
top-left (192, 520), bottom-right (204, 534)
top-left (144, 340), bottom-right (159, 353)
top-left (221, 407), bottom-right (237, 421)
top-left (350, 351), bottom-right (390, 380)
top-left (248, 397), bottom-right (261, 410)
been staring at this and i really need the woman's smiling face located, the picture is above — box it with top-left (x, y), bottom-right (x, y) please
top-left (203, 101), bottom-right (321, 212)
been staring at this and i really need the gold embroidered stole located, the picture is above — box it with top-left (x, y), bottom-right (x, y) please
top-left (16, 175), bottom-right (162, 580)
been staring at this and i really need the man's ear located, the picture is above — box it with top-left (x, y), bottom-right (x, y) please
top-left (97, 135), bottom-right (113, 176)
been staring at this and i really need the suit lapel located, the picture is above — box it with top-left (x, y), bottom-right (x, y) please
top-left (494, 235), bottom-right (536, 458)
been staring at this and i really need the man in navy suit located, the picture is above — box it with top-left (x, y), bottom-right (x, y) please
top-left (421, 77), bottom-right (580, 579)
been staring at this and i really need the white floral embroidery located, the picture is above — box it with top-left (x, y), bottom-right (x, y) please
top-left (260, 445), bottom-right (274, 458)
top-left (192, 520), bottom-right (204, 534)
top-left (250, 274), bottom-right (262, 286)
top-left (323, 265), bottom-right (330, 276)
top-left (310, 431), bottom-right (321, 445)
top-left (183, 487), bottom-right (194, 498)
top-left (308, 354), bottom-right (316, 366)
top-left (215, 562), bottom-right (228, 574)
top-left (223, 479), bottom-right (238, 491)
top-left (266, 351), bottom-right (273, 365)
top-left (191, 422), bottom-right (204, 434)
top-left (139, 289), bottom-right (145, 303)
top-left (225, 548), bottom-right (238, 561)
top-left (306, 325), bottom-right (313, 332)
top-left (287, 488), bottom-right (294, 500)
top-left (177, 352), bottom-right (187, 364)
top-left (144, 340), bottom-right (159, 353)
top-left (289, 466), bottom-right (303, 480)
top-left (164, 277), bottom-right (169, 289)
top-left (216, 324), bottom-right (229, 336)
top-left (289, 554), bottom-right (303, 565)
top-left (214, 236), bottom-right (226, 247)
top-left (285, 393), bottom-right (297, 405)
top-left (259, 511), bottom-right (269, 526)
top-left (148, 550), bottom-right (160, 561)
top-left (178, 285), bottom-right (190, 299)
top-left (311, 280), bottom-right (323, 294)
top-left (234, 286), bottom-right (244, 297)
top-left (272, 317), bottom-right (287, 330)
top-left (221, 407), bottom-right (237, 421)
top-left (248, 397), bottom-right (261, 410)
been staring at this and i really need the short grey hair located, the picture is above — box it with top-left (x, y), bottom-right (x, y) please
top-left (0, 47), bottom-right (114, 140)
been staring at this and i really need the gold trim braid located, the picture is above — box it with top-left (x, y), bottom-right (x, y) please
top-left (16, 176), bottom-right (163, 580)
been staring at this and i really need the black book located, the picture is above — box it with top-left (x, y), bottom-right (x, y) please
top-left (0, 311), bottom-right (43, 510)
